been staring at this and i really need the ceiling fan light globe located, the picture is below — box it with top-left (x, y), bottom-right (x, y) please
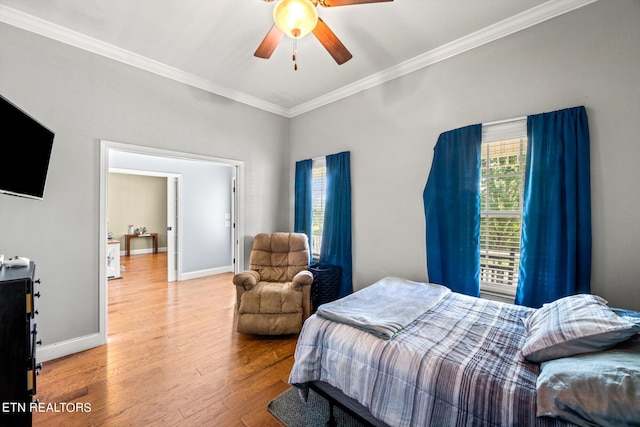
top-left (273, 0), bottom-right (318, 39)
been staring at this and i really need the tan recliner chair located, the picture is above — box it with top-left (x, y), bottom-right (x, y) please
top-left (233, 232), bottom-right (313, 335)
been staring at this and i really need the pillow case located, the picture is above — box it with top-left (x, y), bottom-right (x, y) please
top-left (611, 307), bottom-right (640, 326)
top-left (521, 294), bottom-right (639, 363)
top-left (536, 335), bottom-right (640, 426)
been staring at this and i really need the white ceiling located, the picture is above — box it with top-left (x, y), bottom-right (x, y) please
top-left (0, 0), bottom-right (596, 117)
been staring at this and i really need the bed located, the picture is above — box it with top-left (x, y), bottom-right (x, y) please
top-left (288, 277), bottom-right (640, 427)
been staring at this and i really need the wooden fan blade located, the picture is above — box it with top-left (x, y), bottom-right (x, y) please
top-left (254, 24), bottom-right (284, 59)
top-left (312, 17), bottom-right (353, 65)
top-left (319, 0), bottom-right (393, 7)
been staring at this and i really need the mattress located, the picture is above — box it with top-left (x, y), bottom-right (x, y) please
top-left (289, 277), bottom-right (573, 426)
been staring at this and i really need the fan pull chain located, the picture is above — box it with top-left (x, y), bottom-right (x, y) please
top-left (292, 37), bottom-right (298, 71)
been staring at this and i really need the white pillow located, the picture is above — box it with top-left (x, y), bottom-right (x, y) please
top-left (521, 294), bottom-right (639, 363)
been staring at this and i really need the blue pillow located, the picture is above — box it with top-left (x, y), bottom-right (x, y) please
top-left (537, 335), bottom-right (640, 426)
top-left (521, 294), bottom-right (639, 363)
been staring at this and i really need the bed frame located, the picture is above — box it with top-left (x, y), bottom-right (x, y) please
top-left (309, 381), bottom-right (389, 427)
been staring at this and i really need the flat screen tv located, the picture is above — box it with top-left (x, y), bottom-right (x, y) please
top-left (0, 95), bottom-right (55, 200)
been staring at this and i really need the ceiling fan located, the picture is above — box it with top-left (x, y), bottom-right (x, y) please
top-left (255, 0), bottom-right (393, 68)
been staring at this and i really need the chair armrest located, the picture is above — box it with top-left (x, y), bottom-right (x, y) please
top-left (291, 270), bottom-right (314, 290)
top-left (233, 270), bottom-right (260, 290)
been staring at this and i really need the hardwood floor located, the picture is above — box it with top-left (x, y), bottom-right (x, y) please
top-left (33, 253), bottom-right (297, 426)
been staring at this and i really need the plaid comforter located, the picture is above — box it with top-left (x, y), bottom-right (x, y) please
top-left (289, 282), bottom-right (573, 427)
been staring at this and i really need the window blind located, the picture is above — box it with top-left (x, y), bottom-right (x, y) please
top-left (480, 134), bottom-right (527, 293)
top-left (482, 117), bottom-right (526, 143)
top-left (311, 158), bottom-right (326, 259)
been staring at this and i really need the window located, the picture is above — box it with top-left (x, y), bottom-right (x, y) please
top-left (311, 158), bottom-right (326, 261)
top-left (480, 120), bottom-right (527, 296)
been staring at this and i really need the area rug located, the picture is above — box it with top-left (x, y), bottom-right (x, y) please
top-left (268, 387), bottom-right (367, 427)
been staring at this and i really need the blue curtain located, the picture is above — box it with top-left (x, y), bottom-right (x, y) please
top-left (516, 106), bottom-right (591, 308)
top-left (294, 159), bottom-right (313, 250)
top-left (423, 125), bottom-right (482, 297)
top-left (320, 151), bottom-right (352, 298)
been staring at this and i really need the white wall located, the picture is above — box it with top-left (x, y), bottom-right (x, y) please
top-left (289, 1), bottom-right (640, 310)
top-left (0, 23), bottom-right (290, 358)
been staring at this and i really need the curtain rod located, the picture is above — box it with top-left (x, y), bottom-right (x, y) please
top-left (483, 116), bottom-right (526, 126)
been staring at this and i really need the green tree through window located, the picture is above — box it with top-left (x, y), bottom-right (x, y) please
top-left (480, 137), bottom-right (527, 293)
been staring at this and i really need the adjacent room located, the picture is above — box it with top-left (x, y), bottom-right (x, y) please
top-left (1, 0), bottom-right (639, 426)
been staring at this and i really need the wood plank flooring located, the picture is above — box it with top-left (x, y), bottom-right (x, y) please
top-left (33, 253), bottom-right (298, 426)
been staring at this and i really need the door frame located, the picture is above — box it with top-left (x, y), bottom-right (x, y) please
top-left (231, 177), bottom-right (239, 274)
top-left (99, 140), bottom-right (244, 343)
top-left (167, 175), bottom-right (179, 282)
top-left (108, 168), bottom-right (182, 281)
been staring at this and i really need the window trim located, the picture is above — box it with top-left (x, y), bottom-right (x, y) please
top-left (479, 118), bottom-right (527, 298)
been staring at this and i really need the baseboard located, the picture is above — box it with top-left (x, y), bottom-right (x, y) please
top-left (121, 247), bottom-right (167, 256)
top-left (36, 263), bottom-right (231, 362)
top-left (181, 265), bottom-right (233, 280)
top-left (37, 332), bottom-right (105, 363)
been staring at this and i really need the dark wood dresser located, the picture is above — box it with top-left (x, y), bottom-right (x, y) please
top-left (0, 261), bottom-right (41, 427)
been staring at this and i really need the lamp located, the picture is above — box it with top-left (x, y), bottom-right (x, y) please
top-left (273, 0), bottom-right (318, 39)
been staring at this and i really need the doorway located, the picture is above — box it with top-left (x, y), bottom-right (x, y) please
top-left (108, 169), bottom-right (180, 281)
top-left (99, 140), bottom-right (244, 342)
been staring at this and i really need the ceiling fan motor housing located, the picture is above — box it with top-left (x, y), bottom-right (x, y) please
top-left (273, 0), bottom-right (319, 38)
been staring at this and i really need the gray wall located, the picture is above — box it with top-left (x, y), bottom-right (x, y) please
top-left (289, 1), bottom-right (640, 310)
top-left (109, 150), bottom-right (235, 272)
top-left (0, 23), bottom-right (289, 352)
top-left (1, 0), bottom-right (639, 361)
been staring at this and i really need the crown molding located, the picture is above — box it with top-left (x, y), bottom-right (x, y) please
top-left (1, 0), bottom-right (597, 119)
top-left (289, 0), bottom-right (598, 117)
top-left (0, 5), bottom-right (289, 117)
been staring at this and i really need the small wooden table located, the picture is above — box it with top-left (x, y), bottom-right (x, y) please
top-left (124, 233), bottom-right (158, 256)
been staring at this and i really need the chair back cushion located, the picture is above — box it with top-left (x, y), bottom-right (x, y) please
top-left (250, 233), bottom-right (309, 282)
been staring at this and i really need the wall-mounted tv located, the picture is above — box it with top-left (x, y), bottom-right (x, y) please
top-left (0, 95), bottom-right (55, 200)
